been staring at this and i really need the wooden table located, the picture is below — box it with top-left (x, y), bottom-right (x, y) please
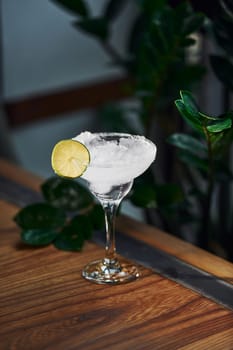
top-left (0, 158), bottom-right (233, 350)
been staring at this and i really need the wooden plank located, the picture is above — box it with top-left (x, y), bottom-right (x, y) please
top-left (1, 174), bottom-right (233, 309)
top-left (0, 203), bottom-right (233, 349)
top-left (0, 159), bottom-right (233, 349)
top-left (117, 215), bottom-right (233, 283)
top-left (4, 77), bottom-right (132, 128)
top-left (0, 157), bottom-right (42, 191)
top-left (1, 158), bottom-right (233, 282)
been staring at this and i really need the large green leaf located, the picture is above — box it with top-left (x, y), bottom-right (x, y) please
top-left (173, 1), bottom-right (190, 33)
top-left (103, 0), bottom-right (128, 22)
top-left (74, 18), bottom-right (109, 41)
top-left (212, 0), bottom-right (233, 55)
top-left (87, 205), bottom-right (105, 230)
top-left (70, 214), bottom-right (93, 240)
top-left (214, 24), bottom-right (233, 57)
top-left (223, 0), bottom-right (233, 12)
top-left (175, 100), bottom-right (203, 133)
top-left (136, 0), bottom-right (166, 15)
top-left (167, 133), bottom-right (207, 156)
top-left (210, 116), bottom-right (233, 154)
top-left (180, 90), bottom-right (199, 117)
top-left (149, 21), bottom-right (168, 54)
top-left (152, 6), bottom-right (175, 45)
top-left (155, 183), bottom-right (184, 207)
top-left (14, 203), bottom-right (66, 230)
top-left (41, 177), bottom-right (94, 212)
top-left (98, 104), bottom-right (138, 134)
top-left (53, 224), bottom-right (85, 251)
top-left (53, 211), bottom-right (98, 251)
top-left (178, 152), bottom-right (208, 173)
top-left (21, 229), bottom-right (58, 246)
top-left (51, 0), bottom-right (89, 17)
top-left (198, 111), bottom-right (220, 121)
top-left (182, 13), bottom-right (205, 35)
top-left (180, 37), bottom-right (196, 47)
top-left (206, 117), bottom-right (232, 133)
top-left (130, 183), bottom-right (157, 208)
top-left (127, 14), bottom-right (146, 56)
top-left (171, 64), bottom-right (206, 87)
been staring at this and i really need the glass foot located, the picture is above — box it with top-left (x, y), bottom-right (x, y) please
top-left (82, 258), bottom-right (140, 284)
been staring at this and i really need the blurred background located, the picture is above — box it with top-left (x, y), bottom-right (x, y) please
top-left (1, 0), bottom-right (227, 175)
top-left (1, 0), bottom-right (233, 259)
top-left (1, 0), bottom-right (128, 176)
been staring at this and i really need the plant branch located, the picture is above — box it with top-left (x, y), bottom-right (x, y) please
top-left (100, 40), bottom-right (129, 71)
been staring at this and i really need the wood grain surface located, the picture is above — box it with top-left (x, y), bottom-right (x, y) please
top-left (0, 159), bottom-right (233, 350)
top-left (1, 157), bottom-right (233, 282)
top-left (117, 216), bottom-right (233, 284)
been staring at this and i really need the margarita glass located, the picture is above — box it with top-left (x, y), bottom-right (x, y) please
top-left (74, 132), bottom-right (157, 284)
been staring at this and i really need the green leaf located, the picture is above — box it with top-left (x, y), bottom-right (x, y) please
top-left (180, 90), bottom-right (199, 117)
top-left (213, 3), bottom-right (233, 55)
top-left (210, 55), bottom-right (233, 91)
top-left (171, 64), bottom-right (206, 87)
top-left (173, 1), bottom-right (190, 32)
top-left (210, 124), bottom-right (233, 156)
top-left (198, 111), bottom-right (219, 121)
top-left (51, 0), bottom-right (89, 17)
top-left (222, 0), bottom-right (233, 13)
top-left (98, 104), bottom-right (138, 134)
top-left (180, 37), bottom-right (196, 47)
top-left (182, 13), bottom-right (205, 35)
top-left (41, 177), bottom-right (94, 212)
top-left (178, 152), bottom-right (208, 173)
top-left (14, 203), bottom-right (66, 230)
top-left (136, 0), bottom-right (166, 15)
top-left (70, 214), bottom-right (93, 240)
top-left (127, 14), bottom-right (146, 56)
top-left (150, 21), bottom-right (168, 54)
top-left (53, 225), bottom-right (85, 251)
top-left (130, 183), bottom-right (157, 208)
top-left (206, 118), bottom-right (232, 133)
top-left (103, 0), bottom-right (127, 22)
top-left (175, 99), bottom-right (203, 133)
top-left (74, 17), bottom-right (109, 41)
top-left (151, 6), bottom-right (175, 45)
top-left (155, 183), bottom-right (184, 207)
top-left (53, 212), bottom-right (97, 251)
top-left (87, 205), bottom-right (105, 230)
top-left (214, 24), bottom-right (233, 57)
top-left (21, 229), bottom-right (58, 246)
top-left (167, 133), bottom-right (207, 156)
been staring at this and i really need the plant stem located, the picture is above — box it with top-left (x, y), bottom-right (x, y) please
top-left (218, 88), bottom-right (231, 235)
top-left (100, 40), bottom-right (128, 71)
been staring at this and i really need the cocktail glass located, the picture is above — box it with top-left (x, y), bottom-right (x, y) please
top-left (75, 132), bottom-right (156, 284)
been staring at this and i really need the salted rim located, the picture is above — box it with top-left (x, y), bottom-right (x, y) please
top-left (73, 132), bottom-right (157, 169)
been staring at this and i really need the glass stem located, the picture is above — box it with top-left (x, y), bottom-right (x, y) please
top-left (102, 199), bottom-right (120, 263)
top-left (90, 181), bottom-right (133, 267)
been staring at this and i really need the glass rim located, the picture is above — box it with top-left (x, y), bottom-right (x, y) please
top-left (87, 132), bottom-right (156, 146)
top-left (81, 132), bottom-right (156, 169)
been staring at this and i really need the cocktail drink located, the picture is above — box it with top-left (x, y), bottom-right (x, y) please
top-left (73, 132), bottom-right (157, 284)
top-left (51, 131), bottom-right (156, 284)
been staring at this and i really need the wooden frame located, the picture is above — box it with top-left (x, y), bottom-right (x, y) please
top-left (5, 77), bottom-right (131, 128)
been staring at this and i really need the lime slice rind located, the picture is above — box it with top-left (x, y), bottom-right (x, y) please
top-left (51, 139), bottom-right (90, 179)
